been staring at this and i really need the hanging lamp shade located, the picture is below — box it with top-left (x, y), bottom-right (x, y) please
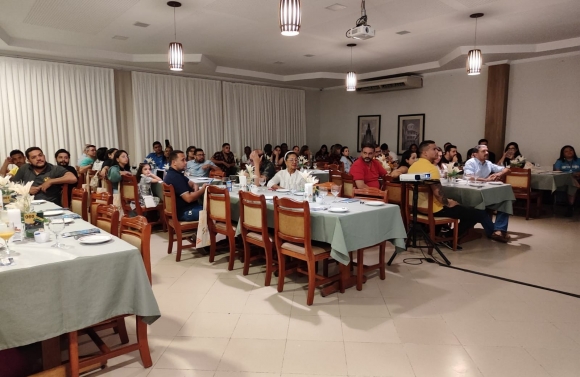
top-left (466, 48), bottom-right (482, 75)
top-left (280, 0), bottom-right (301, 36)
top-left (346, 71), bottom-right (357, 91)
top-left (169, 42), bottom-right (183, 71)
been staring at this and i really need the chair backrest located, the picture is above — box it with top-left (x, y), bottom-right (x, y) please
top-left (354, 187), bottom-right (388, 202)
top-left (96, 204), bottom-right (120, 237)
top-left (330, 169), bottom-right (343, 187)
top-left (273, 197), bottom-right (312, 253)
top-left (384, 181), bottom-right (403, 205)
top-left (120, 215), bottom-right (152, 283)
top-left (328, 163), bottom-right (340, 171)
top-left (101, 176), bottom-right (113, 195)
top-left (61, 183), bottom-right (69, 208)
top-left (406, 185), bottom-right (434, 222)
top-left (120, 175), bottom-right (140, 214)
top-left (239, 191), bottom-right (270, 245)
top-left (86, 170), bottom-right (97, 192)
top-left (505, 167), bottom-right (531, 192)
top-left (76, 168), bottom-right (85, 189)
top-left (209, 170), bottom-right (225, 178)
top-left (162, 183), bottom-right (178, 226)
top-left (90, 192), bottom-right (113, 225)
top-left (206, 185), bottom-right (231, 225)
top-left (341, 173), bottom-right (355, 198)
top-left (316, 161), bottom-right (328, 170)
top-left (71, 188), bottom-right (88, 221)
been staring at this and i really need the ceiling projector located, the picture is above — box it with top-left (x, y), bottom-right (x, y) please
top-left (347, 25), bottom-right (375, 40)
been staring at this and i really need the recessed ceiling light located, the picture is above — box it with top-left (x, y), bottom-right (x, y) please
top-left (304, 54), bottom-right (315, 57)
top-left (112, 35), bottom-right (128, 40)
top-left (326, 3), bottom-right (347, 11)
top-left (274, 61), bottom-right (284, 64)
top-left (133, 22), bottom-right (150, 27)
top-left (396, 30), bottom-right (410, 35)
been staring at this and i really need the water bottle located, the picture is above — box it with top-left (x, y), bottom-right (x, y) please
top-left (226, 180), bottom-right (232, 192)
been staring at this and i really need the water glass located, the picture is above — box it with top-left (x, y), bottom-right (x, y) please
top-left (331, 185), bottom-right (341, 202)
top-left (48, 219), bottom-right (68, 249)
top-left (259, 177), bottom-right (266, 190)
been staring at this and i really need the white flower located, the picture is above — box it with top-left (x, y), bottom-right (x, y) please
top-left (163, 163), bottom-right (169, 171)
top-left (298, 171), bottom-right (319, 184)
top-left (8, 181), bottom-right (33, 196)
top-left (298, 156), bottom-right (308, 165)
top-left (0, 175), bottom-right (11, 187)
top-left (245, 165), bottom-right (255, 180)
top-left (514, 155), bottom-right (525, 163)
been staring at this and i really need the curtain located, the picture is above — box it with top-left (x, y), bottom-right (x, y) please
top-left (0, 57), bottom-right (117, 164)
top-left (223, 82), bottom-right (306, 154)
top-left (131, 72), bottom-right (223, 162)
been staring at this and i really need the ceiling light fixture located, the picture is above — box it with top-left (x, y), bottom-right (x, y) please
top-left (279, 0), bottom-right (301, 36)
top-left (168, 1), bottom-right (183, 71)
top-left (346, 43), bottom-right (357, 92)
top-left (467, 13), bottom-right (484, 76)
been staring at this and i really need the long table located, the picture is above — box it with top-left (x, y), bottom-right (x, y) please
top-left (531, 170), bottom-right (577, 196)
top-left (441, 180), bottom-right (515, 214)
top-left (229, 190), bottom-right (407, 265)
top-left (0, 202), bottom-right (160, 352)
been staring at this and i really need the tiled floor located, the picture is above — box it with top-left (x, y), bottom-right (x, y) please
top-left (90, 214), bottom-right (580, 377)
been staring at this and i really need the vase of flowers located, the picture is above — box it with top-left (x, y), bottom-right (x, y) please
top-left (509, 155), bottom-right (526, 168)
top-left (298, 156), bottom-right (308, 170)
top-left (6, 181), bottom-right (34, 213)
top-left (445, 163), bottom-right (460, 184)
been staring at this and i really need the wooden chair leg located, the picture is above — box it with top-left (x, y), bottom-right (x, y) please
top-left (114, 318), bottom-right (129, 344)
top-left (452, 222), bottom-right (458, 251)
top-left (68, 331), bottom-right (80, 377)
top-left (277, 255), bottom-right (286, 293)
top-left (227, 234), bottom-right (236, 271)
top-left (264, 245), bottom-right (274, 287)
top-left (322, 260), bottom-right (329, 277)
top-left (379, 242), bottom-right (386, 280)
top-left (526, 197), bottom-right (530, 220)
top-left (242, 239), bottom-right (251, 276)
top-left (136, 317), bottom-right (153, 368)
top-left (306, 260), bottom-right (316, 306)
top-left (209, 231), bottom-right (217, 263)
top-left (356, 249), bottom-right (364, 291)
top-left (537, 195), bottom-right (542, 218)
top-left (167, 227), bottom-right (174, 254)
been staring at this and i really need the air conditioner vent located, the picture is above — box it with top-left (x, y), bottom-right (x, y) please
top-left (356, 75), bottom-right (423, 93)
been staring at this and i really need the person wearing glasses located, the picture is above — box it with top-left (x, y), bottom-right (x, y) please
top-left (186, 148), bottom-right (221, 177)
top-left (497, 142), bottom-right (522, 167)
top-left (267, 151), bottom-right (306, 190)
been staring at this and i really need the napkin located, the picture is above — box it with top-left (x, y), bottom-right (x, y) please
top-left (304, 183), bottom-right (314, 202)
top-left (239, 175), bottom-right (247, 190)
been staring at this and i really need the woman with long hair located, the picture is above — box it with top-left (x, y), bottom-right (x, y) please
top-left (497, 142), bottom-right (522, 167)
top-left (185, 146), bottom-right (196, 161)
top-left (315, 144), bottom-right (330, 161)
top-left (433, 147), bottom-right (445, 176)
top-left (340, 146), bottom-right (355, 173)
top-left (107, 149), bottom-right (132, 193)
top-left (390, 150), bottom-right (418, 179)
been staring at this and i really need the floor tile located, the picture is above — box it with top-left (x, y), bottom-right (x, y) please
top-left (341, 316), bottom-right (401, 343)
top-left (155, 337), bottom-right (229, 370)
top-left (177, 312), bottom-right (240, 338)
top-left (464, 345), bottom-right (550, 377)
top-left (525, 347), bottom-right (580, 377)
top-left (283, 340), bottom-right (347, 375)
top-left (404, 343), bottom-right (483, 377)
top-left (394, 318), bottom-right (460, 345)
top-left (287, 314), bottom-right (343, 341)
top-left (344, 342), bottom-right (414, 377)
top-left (338, 297), bottom-right (390, 318)
top-left (232, 314), bottom-right (290, 340)
top-left (446, 318), bottom-right (520, 346)
top-left (218, 339), bottom-right (286, 373)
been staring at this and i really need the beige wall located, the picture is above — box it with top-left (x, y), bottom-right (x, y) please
top-left (308, 54), bottom-right (580, 165)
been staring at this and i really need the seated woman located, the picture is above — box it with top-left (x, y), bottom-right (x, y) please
top-left (99, 148), bottom-right (118, 178)
top-left (107, 150), bottom-right (132, 193)
top-left (315, 145), bottom-right (330, 161)
top-left (185, 146), bottom-right (196, 162)
top-left (136, 162), bottom-right (162, 207)
top-left (434, 147), bottom-right (446, 176)
top-left (407, 143), bottom-right (418, 154)
top-left (240, 146), bottom-right (252, 163)
top-left (497, 142), bottom-right (522, 167)
top-left (267, 151), bottom-right (306, 190)
top-left (340, 146), bottom-right (354, 173)
top-left (299, 145), bottom-right (311, 160)
top-left (390, 149), bottom-right (417, 179)
top-left (271, 145), bottom-right (284, 167)
top-left (554, 145), bottom-right (580, 216)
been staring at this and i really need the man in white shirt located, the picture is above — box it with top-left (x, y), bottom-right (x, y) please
top-left (267, 151), bottom-right (306, 189)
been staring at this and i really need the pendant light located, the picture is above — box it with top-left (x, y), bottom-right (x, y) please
top-left (467, 13), bottom-right (484, 75)
top-left (346, 43), bottom-right (357, 92)
top-left (168, 1), bottom-right (183, 71)
top-left (279, 0), bottom-right (301, 36)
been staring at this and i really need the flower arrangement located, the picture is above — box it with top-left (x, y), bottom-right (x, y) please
top-left (144, 157), bottom-right (157, 170)
top-left (163, 163), bottom-right (169, 171)
top-left (5, 181), bottom-right (34, 213)
top-left (238, 164), bottom-right (255, 181)
top-left (376, 155), bottom-right (391, 172)
top-left (510, 155), bottom-right (526, 168)
top-left (445, 163), bottom-right (461, 178)
top-left (298, 156), bottom-right (308, 169)
top-left (298, 171), bottom-right (319, 184)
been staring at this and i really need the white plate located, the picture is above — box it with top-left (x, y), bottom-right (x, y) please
top-left (264, 195), bottom-right (274, 200)
top-left (43, 210), bottom-right (65, 216)
top-left (310, 205), bottom-right (327, 211)
top-left (294, 192), bottom-right (305, 196)
top-left (328, 207), bottom-right (349, 213)
top-left (78, 235), bottom-right (112, 244)
top-left (488, 181), bottom-right (503, 185)
top-left (50, 218), bottom-right (74, 224)
top-left (31, 199), bottom-right (47, 205)
top-left (195, 178), bottom-right (213, 181)
top-left (364, 201), bottom-right (385, 206)
top-left (276, 189), bottom-right (290, 192)
top-left (468, 183), bottom-right (485, 187)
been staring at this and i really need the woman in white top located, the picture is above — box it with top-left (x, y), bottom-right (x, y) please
top-left (267, 152), bottom-right (306, 189)
top-left (339, 146), bottom-right (354, 173)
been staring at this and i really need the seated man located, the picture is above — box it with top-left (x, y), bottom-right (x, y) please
top-left (55, 149), bottom-right (79, 205)
top-left (441, 144), bottom-right (457, 164)
top-left (409, 141), bottom-right (507, 244)
top-left (78, 144), bottom-right (97, 174)
top-left (0, 149), bottom-right (26, 176)
top-left (478, 138), bottom-right (496, 163)
top-left (464, 145), bottom-right (511, 241)
top-left (211, 143), bottom-right (236, 176)
top-left (350, 143), bottom-right (387, 189)
top-left (186, 148), bottom-right (221, 177)
top-left (380, 143), bottom-right (399, 163)
top-left (164, 150), bottom-right (208, 221)
top-left (11, 147), bottom-right (78, 205)
top-left (248, 149), bottom-right (276, 185)
top-left (144, 141), bottom-right (167, 170)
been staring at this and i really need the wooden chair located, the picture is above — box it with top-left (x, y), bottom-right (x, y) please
top-left (239, 191), bottom-right (276, 285)
top-left (206, 185), bottom-right (238, 270)
top-left (86, 169), bottom-right (98, 192)
top-left (383, 180), bottom-right (407, 228)
top-left (328, 163), bottom-right (340, 171)
top-left (120, 175), bottom-right (166, 231)
top-left (316, 161), bottom-right (329, 170)
top-left (504, 168), bottom-right (542, 220)
top-left (162, 183), bottom-right (198, 262)
top-left (406, 185), bottom-right (459, 251)
top-left (90, 192), bottom-right (113, 225)
top-left (75, 167), bottom-right (85, 189)
top-left (67, 215), bottom-right (153, 377)
top-left (71, 188), bottom-right (88, 221)
top-left (95, 204), bottom-right (120, 237)
top-left (341, 173), bottom-right (355, 198)
top-left (352, 188), bottom-right (389, 290)
top-left (209, 170), bottom-right (225, 179)
top-left (61, 183), bottom-right (69, 208)
top-left (273, 197), bottom-right (339, 305)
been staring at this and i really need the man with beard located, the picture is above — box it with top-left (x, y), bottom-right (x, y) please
top-left (55, 149), bottom-right (79, 204)
top-left (350, 142), bottom-right (387, 189)
top-left (0, 149), bottom-right (27, 177)
top-left (186, 148), bottom-right (221, 177)
top-left (11, 147), bottom-right (77, 205)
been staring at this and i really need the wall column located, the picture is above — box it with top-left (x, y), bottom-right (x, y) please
top-left (484, 64), bottom-right (510, 156)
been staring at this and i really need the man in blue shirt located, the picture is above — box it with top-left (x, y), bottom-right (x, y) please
top-left (144, 141), bottom-right (167, 170)
top-left (186, 148), bottom-right (221, 177)
top-left (464, 145), bottom-right (511, 242)
top-left (164, 150), bottom-right (208, 221)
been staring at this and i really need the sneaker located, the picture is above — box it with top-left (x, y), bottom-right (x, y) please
top-left (491, 233), bottom-right (509, 243)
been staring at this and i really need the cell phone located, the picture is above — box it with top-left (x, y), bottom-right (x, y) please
top-left (61, 228), bottom-right (101, 238)
top-left (165, 139), bottom-right (171, 147)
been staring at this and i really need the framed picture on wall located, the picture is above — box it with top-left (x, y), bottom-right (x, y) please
top-left (357, 115), bottom-right (381, 152)
top-left (397, 114), bottom-right (425, 154)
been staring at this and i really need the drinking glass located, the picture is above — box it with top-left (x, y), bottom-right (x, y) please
top-left (464, 173), bottom-right (473, 184)
top-left (0, 222), bottom-right (17, 257)
top-left (318, 187), bottom-right (328, 204)
top-left (331, 185), bottom-right (341, 202)
top-left (290, 183), bottom-right (297, 195)
top-left (48, 219), bottom-right (68, 249)
top-left (229, 175), bottom-right (238, 184)
top-left (259, 177), bottom-right (266, 190)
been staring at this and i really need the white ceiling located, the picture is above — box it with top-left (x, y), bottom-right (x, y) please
top-left (0, 0), bottom-right (579, 88)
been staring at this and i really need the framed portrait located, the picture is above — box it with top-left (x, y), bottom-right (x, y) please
top-left (397, 114), bottom-right (425, 154)
top-left (357, 115), bottom-right (381, 152)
